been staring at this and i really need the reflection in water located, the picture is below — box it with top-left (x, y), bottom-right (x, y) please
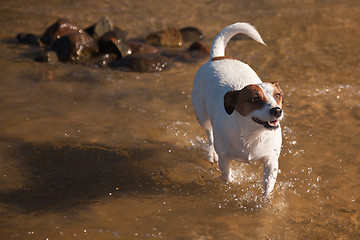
top-left (0, 0), bottom-right (360, 239)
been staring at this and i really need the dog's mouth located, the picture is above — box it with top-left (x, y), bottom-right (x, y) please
top-left (252, 117), bottom-right (279, 129)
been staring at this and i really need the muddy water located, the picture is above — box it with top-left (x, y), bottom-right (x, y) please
top-left (0, 0), bottom-right (359, 239)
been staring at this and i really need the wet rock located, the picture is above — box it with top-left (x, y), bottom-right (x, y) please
top-left (146, 27), bottom-right (183, 47)
top-left (124, 41), bottom-right (160, 55)
top-left (81, 53), bottom-right (118, 68)
top-left (162, 41), bottom-right (210, 63)
top-left (50, 31), bottom-right (98, 62)
top-left (40, 19), bottom-right (79, 45)
top-left (34, 50), bottom-right (58, 63)
top-left (97, 30), bottom-right (130, 58)
top-left (85, 16), bottom-right (114, 40)
top-left (16, 33), bottom-right (40, 47)
top-left (112, 26), bottom-right (128, 40)
top-left (188, 41), bottom-right (210, 59)
top-left (180, 26), bottom-right (204, 42)
top-left (95, 53), bottom-right (118, 67)
top-left (110, 54), bottom-right (171, 72)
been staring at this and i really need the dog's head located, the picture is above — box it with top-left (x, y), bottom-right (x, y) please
top-left (224, 82), bottom-right (284, 129)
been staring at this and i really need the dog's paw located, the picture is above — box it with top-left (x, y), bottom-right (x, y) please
top-left (207, 146), bottom-right (218, 164)
top-left (222, 173), bottom-right (234, 183)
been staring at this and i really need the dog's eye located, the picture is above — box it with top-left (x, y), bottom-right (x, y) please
top-left (250, 96), bottom-right (261, 103)
top-left (274, 93), bottom-right (281, 100)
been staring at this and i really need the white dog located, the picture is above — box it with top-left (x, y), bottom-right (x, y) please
top-left (191, 22), bottom-right (284, 197)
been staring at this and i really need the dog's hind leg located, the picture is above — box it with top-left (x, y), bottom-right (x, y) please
top-left (192, 92), bottom-right (218, 163)
top-left (206, 129), bottom-right (218, 163)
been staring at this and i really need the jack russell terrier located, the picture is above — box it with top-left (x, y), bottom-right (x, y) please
top-left (192, 22), bottom-right (284, 197)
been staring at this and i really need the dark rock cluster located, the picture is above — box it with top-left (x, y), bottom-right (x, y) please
top-left (16, 17), bottom-right (210, 72)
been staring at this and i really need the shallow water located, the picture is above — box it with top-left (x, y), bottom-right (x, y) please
top-left (0, 0), bottom-right (360, 239)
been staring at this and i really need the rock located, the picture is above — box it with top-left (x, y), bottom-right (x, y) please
top-left (97, 30), bottom-right (130, 58)
top-left (113, 26), bottom-right (128, 39)
top-left (124, 41), bottom-right (159, 55)
top-left (85, 16), bottom-right (113, 40)
top-left (40, 19), bottom-right (79, 45)
top-left (34, 50), bottom-right (58, 63)
top-left (81, 53), bottom-right (118, 68)
top-left (50, 31), bottom-right (98, 62)
top-left (146, 27), bottom-right (183, 47)
top-left (162, 41), bottom-right (210, 63)
top-left (94, 53), bottom-right (118, 66)
top-left (110, 54), bottom-right (171, 72)
top-left (188, 41), bottom-right (210, 59)
top-left (16, 33), bottom-right (40, 47)
top-left (180, 27), bottom-right (204, 42)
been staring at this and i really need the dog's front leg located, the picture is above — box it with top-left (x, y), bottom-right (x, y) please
top-left (262, 157), bottom-right (279, 198)
top-left (206, 129), bottom-right (218, 163)
top-left (218, 156), bottom-right (233, 182)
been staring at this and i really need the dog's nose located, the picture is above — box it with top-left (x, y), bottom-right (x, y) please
top-left (270, 107), bottom-right (282, 118)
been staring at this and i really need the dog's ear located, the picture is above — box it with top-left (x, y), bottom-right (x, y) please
top-left (224, 90), bottom-right (239, 115)
top-left (271, 81), bottom-right (283, 93)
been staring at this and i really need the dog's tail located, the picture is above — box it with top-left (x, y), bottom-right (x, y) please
top-left (209, 22), bottom-right (266, 60)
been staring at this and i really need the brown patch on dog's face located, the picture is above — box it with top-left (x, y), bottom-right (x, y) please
top-left (224, 84), bottom-right (267, 116)
top-left (270, 82), bottom-right (284, 108)
top-left (212, 56), bottom-right (237, 61)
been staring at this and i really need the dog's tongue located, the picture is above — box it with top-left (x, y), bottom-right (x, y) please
top-left (268, 120), bottom-right (278, 126)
